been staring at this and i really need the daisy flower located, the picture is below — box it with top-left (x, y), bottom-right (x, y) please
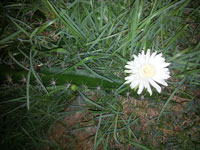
top-left (124, 49), bottom-right (170, 95)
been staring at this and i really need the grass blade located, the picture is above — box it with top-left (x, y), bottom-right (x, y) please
top-left (158, 78), bottom-right (186, 119)
top-left (128, 140), bottom-right (150, 150)
top-left (94, 113), bottom-right (102, 150)
top-left (29, 47), bottom-right (48, 93)
top-left (26, 69), bottom-right (31, 110)
top-left (79, 91), bottom-right (105, 110)
top-left (46, 0), bottom-right (85, 39)
top-left (0, 31), bottom-right (21, 44)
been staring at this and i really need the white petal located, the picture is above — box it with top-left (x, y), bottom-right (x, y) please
top-left (141, 50), bottom-right (145, 56)
top-left (130, 80), bottom-right (139, 89)
top-left (160, 63), bottom-right (170, 68)
top-left (146, 49), bottom-right (151, 61)
top-left (124, 69), bottom-right (133, 73)
top-left (159, 73), bottom-right (170, 79)
top-left (125, 65), bottom-right (133, 69)
top-left (127, 61), bottom-right (134, 66)
top-left (125, 81), bottom-right (131, 85)
top-left (133, 55), bottom-right (138, 61)
top-left (125, 75), bottom-right (134, 80)
top-left (149, 79), bottom-right (161, 93)
top-left (154, 78), bottom-right (168, 86)
top-left (138, 55), bottom-right (145, 65)
top-left (125, 75), bottom-right (135, 84)
top-left (156, 54), bottom-right (164, 62)
top-left (137, 83), bottom-right (144, 94)
top-left (150, 52), bottom-right (157, 61)
top-left (145, 81), bottom-right (152, 95)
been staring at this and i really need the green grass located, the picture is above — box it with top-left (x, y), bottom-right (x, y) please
top-left (0, 0), bottom-right (200, 149)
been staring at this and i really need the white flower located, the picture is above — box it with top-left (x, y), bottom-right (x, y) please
top-left (124, 49), bottom-right (170, 95)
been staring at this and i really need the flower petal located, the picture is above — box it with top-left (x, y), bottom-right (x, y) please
top-left (153, 78), bottom-right (168, 86)
top-left (149, 79), bottom-right (161, 93)
top-left (130, 80), bottom-right (139, 89)
top-left (124, 69), bottom-right (133, 73)
top-left (145, 81), bottom-right (152, 95)
top-left (137, 83), bottom-right (144, 94)
top-left (146, 49), bottom-right (151, 61)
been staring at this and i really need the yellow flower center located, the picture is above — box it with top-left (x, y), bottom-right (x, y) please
top-left (140, 64), bottom-right (155, 78)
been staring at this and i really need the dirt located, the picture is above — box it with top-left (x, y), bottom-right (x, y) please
top-left (48, 98), bottom-right (96, 150)
top-left (48, 93), bottom-right (199, 149)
